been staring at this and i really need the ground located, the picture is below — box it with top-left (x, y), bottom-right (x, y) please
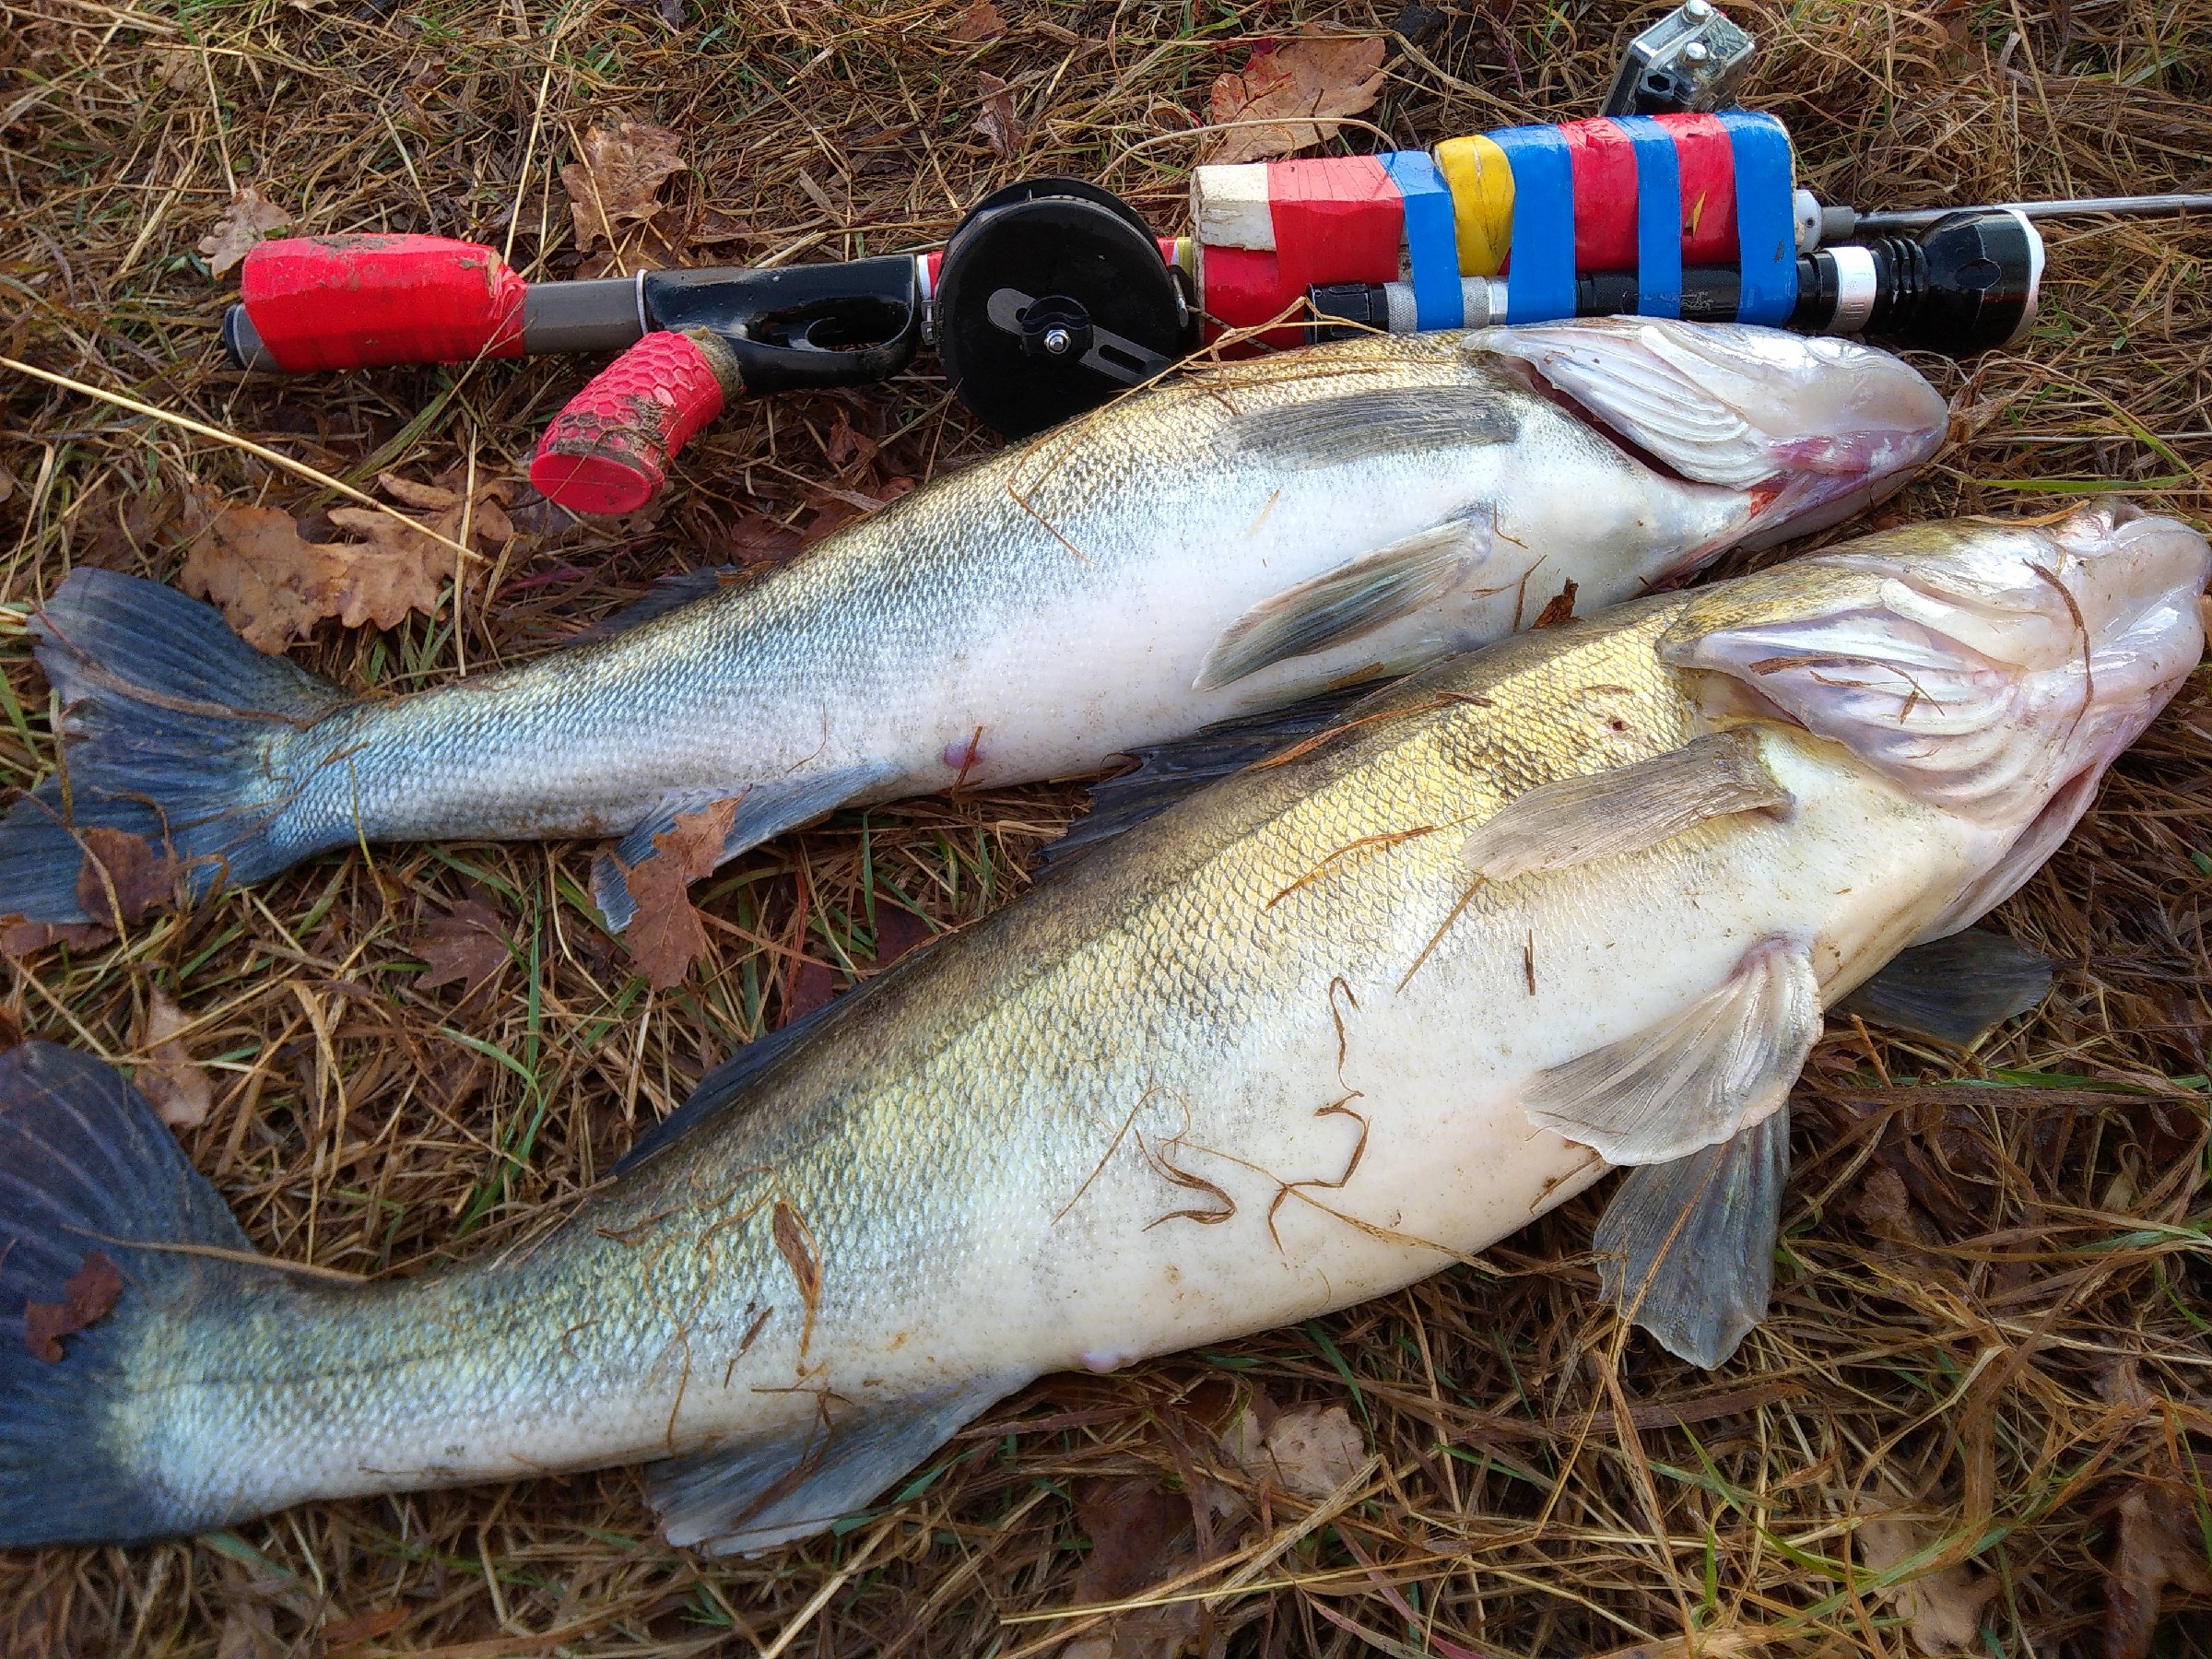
top-left (2, 0), bottom-right (2210, 1653)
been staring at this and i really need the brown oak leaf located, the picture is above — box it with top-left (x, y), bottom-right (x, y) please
top-left (1206, 28), bottom-right (1387, 166)
top-left (1857, 1514), bottom-right (2001, 1653)
top-left (561, 123), bottom-right (691, 276)
top-left (0, 919), bottom-right (115, 959)
top-left (616, 796), bottom-right (741, 989)
top-left (74, 826), bottom-right (178, 929)
top-left (2104, 1455), bottom-right (2212, 1659)
top-left (198, 186), bottom-right (291, 277)
top-left (1253, 1400), bottom-right (1366, 1500)
top-left (974, 71), bottom-right (1028, 159)
top-left (135, 985), bottom-right (213, 1130)
top-left (409, 898), bottom-right (511, 1002)
top-left (948, 0), bottom-right (1005, 40)
top-left (22, 1250), bottom-right (124, 1363)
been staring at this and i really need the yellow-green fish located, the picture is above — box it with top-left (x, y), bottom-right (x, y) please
top-left (3, 500), bottom-right (2196, 1554)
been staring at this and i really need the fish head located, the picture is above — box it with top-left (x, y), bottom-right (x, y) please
top-left (1660, 500), bottom-right (2210, 849)
top-left (1465, 317), bottom-right (1949, 559)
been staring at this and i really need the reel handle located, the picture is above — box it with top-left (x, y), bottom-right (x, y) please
top-left (529, 330), bottom-right (740, 517)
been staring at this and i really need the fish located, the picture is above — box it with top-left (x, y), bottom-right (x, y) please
top-left (0, 499), bottom-right (2198, 1553)
top-left (0, 318), bottom-right (1945, 930)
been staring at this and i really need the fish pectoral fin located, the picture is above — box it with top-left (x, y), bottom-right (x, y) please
top-left (649, 1373), bottom-right (1028, 1556)
top-left (592, 761), bottom-right (899, 932)
top-left (1037, 683), bottom-right (1391, 877)
top-left (1210, 383), bottom-right (1522, 470)
top-left (1195, 513), bottom-right (1495, 692)
top-left (1523, 935), bottom-right (1819, 1166)
top-left (1460, 728), bottom-right (1791, 883)
top-left (1594, 1104), bottom-right (1791, 1370)
top-left (1837, 929), bottom-right (2054, 1048)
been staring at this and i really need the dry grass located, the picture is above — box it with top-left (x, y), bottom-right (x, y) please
top-left (3, 0), bottom-right (2211, 1653)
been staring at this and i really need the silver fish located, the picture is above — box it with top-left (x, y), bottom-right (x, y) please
top-left (0, 500), bottom-right (2198, 1554)
top-left (0, 320), bottom-right (1943, 926)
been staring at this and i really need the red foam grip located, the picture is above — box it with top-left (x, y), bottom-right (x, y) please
top-left (1566, 118), bottom-right (1642, 273)
top-left (1656, 112), bottom-right (1737, 266)
top-left (1203, 159), bottom-right (1404, 347)
top-left (241, 235), bottom-right (526, 371)
top-left (530, 331), bottom-right (731, 516)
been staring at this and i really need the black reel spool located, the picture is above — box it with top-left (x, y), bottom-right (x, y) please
top-left (934, 179), bottom-right (1194, 437)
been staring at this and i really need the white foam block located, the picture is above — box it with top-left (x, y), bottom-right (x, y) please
top-left (1191, 164), bottom-right (1275, 251)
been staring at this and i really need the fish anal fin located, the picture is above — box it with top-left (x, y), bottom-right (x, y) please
top-left (1195, 513), bottom-right (1496, 692)
top-left (592, 760), bottom-right (899, 931)
top-left (1460, 728), bottom-right (1791, 883)
top-left (1211, 384), bottom-right (1521, 471)
top-left (1837, 930), bottom-right (2054, 1048)
top-left (1523, 935), bottom-right (1818, 1166)
top-left (650, 1374), bottom-right (1025, 1555)
top-left (1595, 1104), bottom-right (1790, 1370)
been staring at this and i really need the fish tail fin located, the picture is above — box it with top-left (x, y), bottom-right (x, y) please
top-left (0, 571), bottom-right (352, 921)
top-left (0, 1041), bottom-right (260, 1547)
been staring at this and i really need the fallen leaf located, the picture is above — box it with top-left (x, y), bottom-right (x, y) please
top-left (728, 509), bottom-right (805, 565)
top-left (1064, 1475), bottom-right (1214, 1659)
top-left (135, 986), bottom-right (213, 1130)
top-left (0, 919), bottom-right (115, 959)
top-left (409, 898), bottom-right (511, 1002)
top-left (74, 825), bottom-right (177, 929)
top-left (782, 959), bottom-right (837, 1026)
top-left (617, 796), bottom-right (741, 989)
top-left (197, 186), bottom-right (291, 277)
top-left (1530, 577), bottom-right (1579, 629)
top-left (180, 475), bottom-right (509, 652)
top-left (22, 1250), bottom-right (124, 1363)
top-left (1206, 28), bottom-right (1387, 166)
top-left (2104, 1456), bottom-right (2212, 1659)
top-left (974, 71), bottom-right (1028, 159)
top-left (0, 1006), bottom-right (21, 1053)
top-left (948, 0), bottom-right (1005, 40)
top-left (320, 1607), bottom-right (408, 1650)
top-left (869, 905), bottom-right (933, 969)
top-left (1253, 1400), bottom-right (1365, 1500)
top-left (562, 123), bottom-right (690, 275)
top-left (1857, 1514), bottom-right (2001, 1653)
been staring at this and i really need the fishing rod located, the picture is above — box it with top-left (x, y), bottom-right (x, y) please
top-left (218, 1), bottom-right (2212, 516)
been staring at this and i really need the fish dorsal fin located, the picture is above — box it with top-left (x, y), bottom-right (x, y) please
top-left (1465, 320), bottom-right (1783, 489)
top-left (592, 760), bottom-right (900, 932)
top-left (1523, 935), bottom-right (1819, 1166)
top-left (1211, 383), bottom-right (1521, 470)
top-left (1594, 1104), bottom-right (1791, 1369)
top-left (1460, 728), bottom-right (1791, 883)
top-left (573, 566), bottom-right (760, 643)
top-left (1837, 930), bottom-right (2054, 1048)
top-left (1195, 512), bottom-right (1497, 691)
top-left (1034, 685), bottom-right (1385, 877)
top-left (649, 1372), bottom-right (1026, 1554)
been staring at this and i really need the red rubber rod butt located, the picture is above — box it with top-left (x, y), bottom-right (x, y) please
top-left (530, 330), bottom-right (740, 516)
top-left (240, 235), bottom-right (527, 372)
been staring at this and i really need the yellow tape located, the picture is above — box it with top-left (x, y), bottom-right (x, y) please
top-left (1436, 135), bottom-right (1514, 277)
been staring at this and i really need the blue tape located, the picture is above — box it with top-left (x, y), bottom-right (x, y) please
top-left (1720, 111), bottom-right (1797, 324)
top-left (1607, 116), bottom-right (1681, 320)
top-left (1380, 151), bottom-right (1463, 330)
top-left (1487, 125), bottom-right (1576, 324)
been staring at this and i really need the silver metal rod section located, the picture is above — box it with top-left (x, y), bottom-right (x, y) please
top-left (520, 276), bottom-right (651, 355)
top-left (1849, 193), bottom-right (2212, 234)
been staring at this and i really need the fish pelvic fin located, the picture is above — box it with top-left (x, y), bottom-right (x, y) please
top-left (1523, 935), bottom-right (1819, 1167)
top-left (1837, 930), bottom-right (2053, 1049)
top-left (1194, 511), bottom-right (1497, 692)
top-left (1459, 728), bottom-right (1791, 884)
top-left (591, 760), bottom-right (900, 932)
top-left (649, 1371), bottom-right (1028, 1555)
top-left (1594, 1103), bottom-right (1791, 1370)
top-left (0, 1041), bottom-right (264, 1546)
top-left (0, 571), bottom-right (352, 922)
